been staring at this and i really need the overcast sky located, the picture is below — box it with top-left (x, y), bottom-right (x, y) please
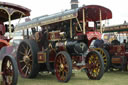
top-left (1, 0), bottom-right (128, 25)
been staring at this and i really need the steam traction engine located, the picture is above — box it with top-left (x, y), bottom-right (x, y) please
top-left (103, 25), bottom-right (128, 71)
top-left (0, 1), bottom-right (31, 85)
top-left (16, 5), bottom-right (112, 82)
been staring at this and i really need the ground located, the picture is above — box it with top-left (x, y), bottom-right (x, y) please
top-left (17, 71), bottom-right (128, 85)
top-left (0, 61), bottom-right (128, 85)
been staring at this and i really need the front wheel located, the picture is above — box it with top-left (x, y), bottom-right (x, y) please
top-left (55, 51), bottom-right (72, 82)
top-left (1, 56), bottom-right (18, 85)
top-left (85, 50), bottom-right (104, 80)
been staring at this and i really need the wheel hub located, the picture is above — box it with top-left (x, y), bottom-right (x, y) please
top-left (23, 55), bottom-right (30, 64)
top-left (60, 64), bottom-right (64, 71)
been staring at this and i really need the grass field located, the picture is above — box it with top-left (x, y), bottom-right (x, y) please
top-left (16, 71), bottom-right (128, 85)
top-left (0, 61), bottom-right (128, 85)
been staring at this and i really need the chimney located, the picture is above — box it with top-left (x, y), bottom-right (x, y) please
top-left (71, 0), bottom-right (79, 9)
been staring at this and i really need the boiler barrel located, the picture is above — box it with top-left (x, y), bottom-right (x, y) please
top-left (56, 40), bottom-right (88, 54)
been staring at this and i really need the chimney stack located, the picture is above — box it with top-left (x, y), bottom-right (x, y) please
top-left (71, 0), bottom-right (79, 9)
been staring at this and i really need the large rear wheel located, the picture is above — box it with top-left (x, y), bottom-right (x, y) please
top-left (1, 56), bottom-right (18, 85)
top-left (55, 51), bottom-right (72, 82)
top-left (85, 50), bottom-right (104, 80)
top-left (17, 39), bottom-right (39, 78)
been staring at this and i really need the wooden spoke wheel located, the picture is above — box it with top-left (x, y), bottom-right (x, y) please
top-left (55, 51), bottom-right (72, 82)
top-left (85, 50), bottom-right (104, 80)
top-left (17, 39), bottom-right (39, 78)
top-left (1, 56), bottom-right (18, 85)
top-left (94, 48), bottom-right (110, 72)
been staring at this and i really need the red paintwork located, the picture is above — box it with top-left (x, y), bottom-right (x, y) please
top-left (0, 23), bottom-right (5, 35)
top-left (125, 52), bottom-right (128, 58)
top-left (76, 5), bottom-right (111, 47)
top-left (78, 5), bottom-right (112, 21)
top-left (49, 50), bottom-right (56, 62)
top-left (72, 56), bottom-right (82, 63)
top-left (86, 31), bottom-right (101, 46)
top-left (109, 44), bottom-right (126, 56)
top-left (108, 44), bottom-right (128, 65)
top-left (0, 39), bottom-right (9, 50)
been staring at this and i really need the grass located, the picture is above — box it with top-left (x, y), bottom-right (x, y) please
top-left (17, 71), bottom-right (128, 85)
top-left (0, 60), bottom-right (128, 85)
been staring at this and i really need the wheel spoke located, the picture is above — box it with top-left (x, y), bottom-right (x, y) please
top-left (21, 64), bottom-right (27, 71)
top-left (28, 54), bottom-right (32, 57)
top-left (8, 61), bottom-right (12, 69)
top-left (19, 60), bottom-right (24, 63)
top-left (8, 76), bottom-right (12, 84)
top-left (24, 46), bottom-right (28, 55)
top-left (61, 71), bottom-right (65, 80)
top-left (19, 51), bottom-right (25, 56)
top-left (22, 44), bottom-right (26, 50)
top-left (29, 65), bottom-right (32, 72)
top-left (25, 67), bottom-right (29, 76)
top-left (27, 49), bottom-right (31, 56)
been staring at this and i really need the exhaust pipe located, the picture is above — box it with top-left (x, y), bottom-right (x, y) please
top-left (70, 0), bottom-right (79, 9)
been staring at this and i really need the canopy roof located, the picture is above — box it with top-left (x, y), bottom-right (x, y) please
top-left (104, 24), bottom-right (128, 33)
top-left (0, 1), bottom-right (31, 22)
top-left (15, 5), bottom-right (112, 31)
top-left (78, 5), bottom-right (112, 21)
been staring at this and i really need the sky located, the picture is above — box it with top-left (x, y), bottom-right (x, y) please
top-left (1, 0), bottom-right (128, 25)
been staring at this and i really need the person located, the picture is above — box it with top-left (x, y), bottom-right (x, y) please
top-left (94, 38), bottom-right (104, 48)
top-left (41, 27), bottom-right (49, 50)
top-left (123, 39), bottom-right (126, 44)
top-left (111, 37), bottom-right (120, 45)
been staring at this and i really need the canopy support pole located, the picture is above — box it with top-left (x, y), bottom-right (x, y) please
top-left (100, 10), bottom-right (102, 34)
top-left (83, 8), bottom-right (86, 34)
top-left (8, 15), bottom-right (12, 38)
top-left (70, 19), bottom-right (73, 38)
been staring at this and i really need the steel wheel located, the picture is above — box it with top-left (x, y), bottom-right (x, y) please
top-left (55, 51), bottom-right (72, 82)
top-left (94, 48), bottom-right (110, 72)
top-left (1, 56), bottom-right (18, 85)
top-left (85, 50), bottom-right (104, 80)
top-left (17, 39), bottom-right (39, 78)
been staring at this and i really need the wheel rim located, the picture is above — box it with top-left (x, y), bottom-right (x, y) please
top-left (55, 54), bottom-right (69, 81)
top-left (2, 57), bottom-right (14, 85)
top-left (94, 48), bottom-right (107, 71)
top-left (86, 53), bottom-right (101, 79)
top-left (17, 42), bottom-right (32, 77)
